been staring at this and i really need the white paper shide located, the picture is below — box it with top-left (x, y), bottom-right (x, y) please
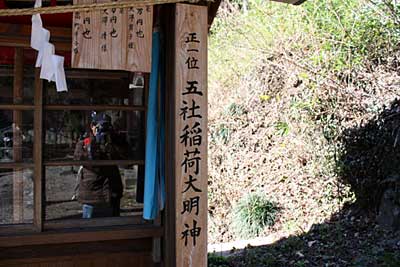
top-left (30, 0), bottom-right (68, 92)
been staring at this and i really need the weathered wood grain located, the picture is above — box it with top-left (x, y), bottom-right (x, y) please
top-left (175, 4), bottom-right (208, 267)
top-left (71, 0), bottom-right (99, 69)
top-left (125, 6), bottom-right (153, 72)
top-left (71, 1), bottom-right (152, 72)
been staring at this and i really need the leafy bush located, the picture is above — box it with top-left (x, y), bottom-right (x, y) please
top-left (226, 102), bottom-right (246, 116)
top-left (381, 251), bottom-right (400, 267)
top-left (302, 0), bottom-right (400, 71)
top-left (210, 0), bottom-right (400, 86)
top-left (208, 254), bottom-right (231, 267)
top-left (232, 192), bottom-right (280, 239)
top-left (210, 123), bottom-right (231, 144)
top-left (274, 121), bottom-right (290, 136)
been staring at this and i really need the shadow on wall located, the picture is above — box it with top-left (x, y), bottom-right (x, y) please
top-left (208, 100), bottom-right (400, 267)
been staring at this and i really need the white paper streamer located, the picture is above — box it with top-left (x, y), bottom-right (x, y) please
top-left (31, 15), bottom-right (50, 67)
top-left (51, 55), bottom-right (68, 92)
top-left (34, 0), bottom-right (42, 8)
top-left (31, 15), bottom-right (44, 50)
top-left (39, 42), bottom-right (55, 81)
top-left (30, 0), bottom-right (68, 92)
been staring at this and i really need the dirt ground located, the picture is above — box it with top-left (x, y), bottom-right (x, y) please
top-left (0, 169), bottom-right (33, 224)
top-left (0, 165), bottom-right (142, 224)
top-left (221, 206), bottom-right (400, 267)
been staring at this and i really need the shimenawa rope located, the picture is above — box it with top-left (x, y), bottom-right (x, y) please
top-left (0, 0), bottom-right (213, 17)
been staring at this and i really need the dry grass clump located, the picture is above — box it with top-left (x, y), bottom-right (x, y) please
top-left (232, 192), bottom-right (280, 239)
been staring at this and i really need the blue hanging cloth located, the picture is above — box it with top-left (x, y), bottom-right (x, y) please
top-left (143, 31), bottom-right (166, 220)
top-left (158, 33), bottom-right (166, 212)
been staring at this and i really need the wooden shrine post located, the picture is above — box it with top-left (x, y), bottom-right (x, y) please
top-left (174, 4), bottom-right (208, 267)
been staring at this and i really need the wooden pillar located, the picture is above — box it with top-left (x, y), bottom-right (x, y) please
top-left (12, 48), bottom-right (24, 223)
top-left (162, 4), bottom-right (177, 267)
top-left (174, 4), bottom-right (208, 267)
top-left (33, 68), bottom-right (43, 231)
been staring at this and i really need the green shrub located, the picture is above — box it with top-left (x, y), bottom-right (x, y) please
top-left (210, 0), bottom-right (400, 85)
top-left (233, 192), bottom-right (280, 239)
top-left (381, 252), bottom-right (400, 267)
top-left (226, 102), bottom-right (246, 116)
top-left (211, 124), bottom-right (231, 144)
top-left (208, 253), bottom-right (231, 267)
top-left (274, 121), bottom-right (290, 136)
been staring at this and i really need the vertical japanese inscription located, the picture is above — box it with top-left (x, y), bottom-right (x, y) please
top-left (175, 4), bottom-right (208, 267)
top-left (126, 6), bottom-right (153, 72)
top-left (98, 1), bottom-right (127, 70)
top-left (72, 1), bottom-right (152, 72)
top-left (72, 0), bottom-right (99, 69)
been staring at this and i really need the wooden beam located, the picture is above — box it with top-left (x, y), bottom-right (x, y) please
top-left (0, 162), bottom-right (34, 168)
top-left (0, 104), bottom-right (34, 110)
top-left (0, 225), bottom-right (163, 248)
top-left (174, 4), bottom-right (208, 267)
top-left (44, 160), bottom-right (144, 166)
top-left (0, 224), bottom-right (36, 236)
top-left (0, 22), bottom-right (71, 51)
top-left (7, 0), bottom-right (70, 2)
top-left (0, 239), bottom-right (153, 264)
top-left (0, 67), bottom-right (131, 79)
top-left (44, 104), bottom-right (145, 111)
top-left (64, 69), bottom-right (130, 79)
top-left (44, 215), bottom-right (146, 230)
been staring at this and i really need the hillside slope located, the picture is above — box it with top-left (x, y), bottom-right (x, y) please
top-left (208, 0), bottom-right (400, 247)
